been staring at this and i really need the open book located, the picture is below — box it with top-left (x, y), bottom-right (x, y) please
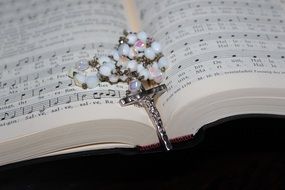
top-left (1, 0), bottom-right (285, 166)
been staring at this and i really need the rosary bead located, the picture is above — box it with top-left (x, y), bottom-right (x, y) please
top-left (127, 33), bottom-right (137, 45)
top-left (98, 56), bottom-right (111, 65)
top-left (76, 59), bottom-right (89, 71)
top-left (86, 75), bottom-right (99, 88)
top-left (151, 41), bottom-right (161, 54)
top-left (148, 66), bottom-right (163, 83)
top-left (145, 48), bottom-right (156, 60)
top-left (128, 79), bottom-right (141, 93)
top-left (118, 43), bottom-right (130, 56)
top-left (99, 65), bottom-right (112, 77)
top-left (158, 57), bottom-right (169, 69)
top-left (137, 63), bottom-right (144, 73)
top-left (109, 74), bottom-right (119, 83)
top-left (139, 68), bottom-right (149, 80)
top-left (134, 40), bottom-right (145, 52)
top-left (74, 73), bottom-right (86, 84)
top-left (112, 50), bottom-right (120, 61)
top-left (104, 62), bottom-right (116, 71)
top-left (137, 31), bottom-right (147, 42)
top-left (127, 60), bottom-right (138, 72)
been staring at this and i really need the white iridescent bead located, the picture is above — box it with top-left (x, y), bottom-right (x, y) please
top-left (127, 60), bottom-right (138, 72)
top-left (139, 69), bottom-right (149, 80)
top-left (98, 56), bottom-right (111, 65)
top-left (137, 64), bottom-right (144, 73)
top-left (151, 41), bottom-right (161, 54)
top-left (145, 48), bottom-right (156, 60)
top-left (112, 50), bottom-right (120, 61)
top-left (104, 62), bottom-right (115, 71)
top-left (118, 43), bottom-right (130, 56)
top-left (76, 59), bottom-right (89, 71)
top-left (74, 73), bottom-right (86, 84)
top-left (158, 57), bottom-right (170, 69)
top-left (109, 75), bottom-right (119, 83)
top-left (86, 75), bottom-right (99, 89)
top-left (128, 79), bottom-right (141, 94)
top-left (127, 33), bottom-right (137, 45)
top-left (99, 65), bottom-right (112, 76)
top-left (137, 31), bottom-right (147, 42)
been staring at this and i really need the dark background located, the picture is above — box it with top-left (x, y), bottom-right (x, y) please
top-left (1, 116), bottom-right (285, 190)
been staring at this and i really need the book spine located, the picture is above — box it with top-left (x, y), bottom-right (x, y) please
top-left (138, 134), bottom-right (194, 152)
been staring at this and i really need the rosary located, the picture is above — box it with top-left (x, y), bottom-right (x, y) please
top-left (68, 30), bottom-right (172, 150)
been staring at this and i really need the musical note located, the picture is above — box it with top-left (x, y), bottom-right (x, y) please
top-left (17, 57), bottom-right (29, 67)
top-left (1, 82), bottom-right (7, 88)
top-left (66, 96), bottom-right (71, 104)
top-left (93, 92), bottom-right (103, 99)
top-left (81, 94), bottom-right (87, 100)
top-left (52, 52), bottom-right (56, 58)
top-left (47, 68), bottom-right (53, 75)
top-left (52, 97), bottom-right (59, 105)
top-left (10, 111), bottom-right (16, 119)
top-left (21, 93), bottom-right (26, 101)
top-left (0, 90), bottom-right (124, 120)
top-left (28, 106), bottom-right (33, 114)
top-left (68, 80), bottom-right (73, 86)
top-left (34, 73), bottom-right (39, 80)
top-left (3, 98), bottom-right (9, 105)
top-left (38, 88), bottom-right (45, 96)
top-left (39, 105), bottom-right (46, 112)
top-left (11, 81), bottom-right (16, 88)
top-left (1, 113), bottom-right (8, 121)
top-left (106, 89), bottom-right (116, 97)
top-left (55, 81), bottom-right (62, 89)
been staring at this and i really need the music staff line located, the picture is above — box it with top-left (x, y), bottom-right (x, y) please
top-left (142, 0), bottom-right (281, 26)
top-left (0, 79), bottom-right (73, 107)
top-left (0, 64), bottom-right (70, 89)
top-left (0, 42), bottom-right (115, 71)
top-left (162, 32), bottom-right (285, 54)
top-left (152, 15), bottom-right (285, 38)
top-left (165, 50), bottom-right (285, 78)
top-left (0, 0), bottom-right (124, 26)
top-left (0, 89), bottom-right (124, 121)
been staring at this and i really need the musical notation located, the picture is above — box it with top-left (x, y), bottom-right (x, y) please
top-left (0, 0), bottom-right (124, 27)
top-left (135, 0), bottom-right (285, 106)
top-left (0, 90), bottom-right (124, 121)
top-left (0, 0), bottom-right (131, 127)
top-left (0, 42), bottom-right (115, 72)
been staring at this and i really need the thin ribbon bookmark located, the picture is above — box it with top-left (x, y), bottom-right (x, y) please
top-left (68, 30), bottom-right (172, 150)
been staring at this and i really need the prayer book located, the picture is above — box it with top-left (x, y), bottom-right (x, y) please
top-left (1, 0), bottom-right (285, 166)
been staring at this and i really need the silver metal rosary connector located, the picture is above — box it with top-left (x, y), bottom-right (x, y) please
top-left (119, 84), bottom-right (172, 151)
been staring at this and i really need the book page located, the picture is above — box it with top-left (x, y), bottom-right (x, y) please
top-left (0, 0), bottom-right (153, 143)
top-left (135, 0), bottom-right (285, 136)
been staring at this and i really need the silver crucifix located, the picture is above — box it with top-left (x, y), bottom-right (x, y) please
top-left (119, 84), bottom-right (173, 151)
